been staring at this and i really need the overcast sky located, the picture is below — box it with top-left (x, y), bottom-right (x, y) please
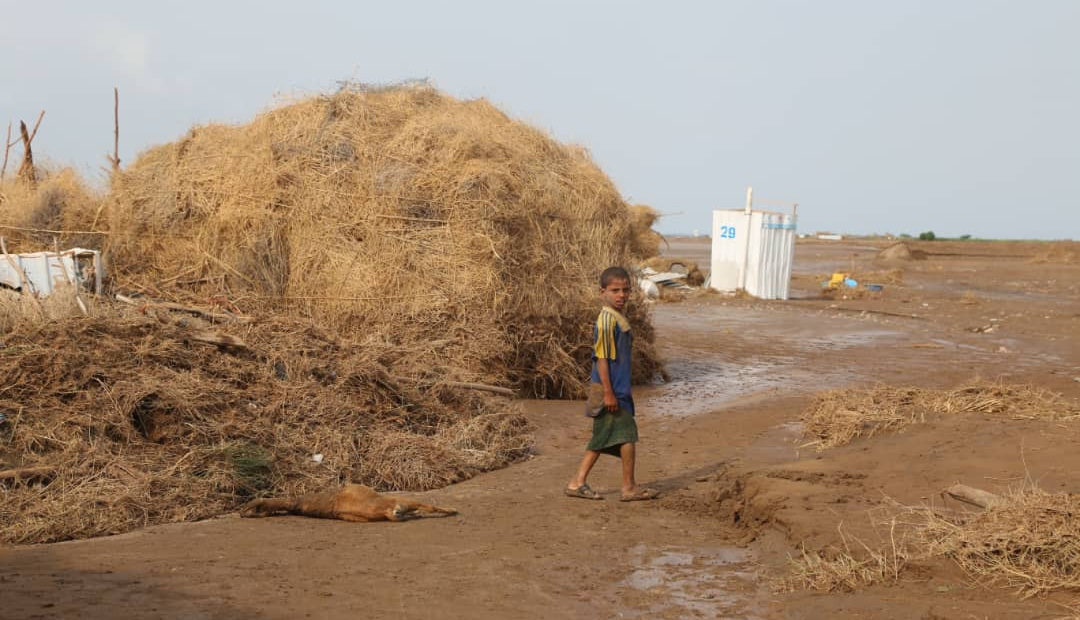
top-left (2, 0), bottom-right (1077, 238)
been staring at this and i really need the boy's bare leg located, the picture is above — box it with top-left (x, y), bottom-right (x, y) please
top-left (620, 442), bottom-right (638, 494)
top-left (569, 450), bottom-right (601, 489)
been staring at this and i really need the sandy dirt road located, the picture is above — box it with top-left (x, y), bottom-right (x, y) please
top-left (2, 238), bottom-right (1078, 619)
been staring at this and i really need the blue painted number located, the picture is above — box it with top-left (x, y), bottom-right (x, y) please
top-left (720, 225), bottom-right (737, 239)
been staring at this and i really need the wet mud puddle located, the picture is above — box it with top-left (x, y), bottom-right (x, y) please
top-left (615, 544), bottom-right (767, 619)
top-left (642, 303), bottom-right (906, 417)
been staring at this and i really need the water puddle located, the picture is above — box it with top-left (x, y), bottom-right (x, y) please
top-left (617, 544), bottom-right (766, 619)
top-left (642, 325), bottom-right (904, 418)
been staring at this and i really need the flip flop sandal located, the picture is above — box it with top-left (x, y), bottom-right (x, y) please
top-left (564, 483), bottom-right (604, 500)
top-left (620, 488), bottom-right (659, 502)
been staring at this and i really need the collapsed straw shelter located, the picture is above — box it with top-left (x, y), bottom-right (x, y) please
top-left (0, 82), bottom-right (664, 543)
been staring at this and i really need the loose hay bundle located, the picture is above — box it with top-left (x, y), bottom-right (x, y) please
top-left (920, 486), bottom-right (1080, 599)
top-left (0, 312), bottom-right (532, 544)
top-left (801, 382), bottom-right (1078, 450)
top-left (102, 81), bottom-right (662, 398)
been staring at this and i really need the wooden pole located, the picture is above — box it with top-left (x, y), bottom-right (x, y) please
top-left (53, 238), bottom-right (88, 316)
top-left (14, 111), bottom-right (44, 186)
top-left (0, 121), bottom-right (11, 181)
top-left (26, 110), bottom-right (44, 143)
top-left (438, 381), bottom-right (516, 397)
top-left (16, 121), bottom-right (36, 186)
top-left (110, 87), bottom-right (120, 171)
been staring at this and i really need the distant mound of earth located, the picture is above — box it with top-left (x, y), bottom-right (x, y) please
top-left (877, 242), bottom-right (926, 262)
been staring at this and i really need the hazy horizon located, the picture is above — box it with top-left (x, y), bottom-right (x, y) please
top-left (2, 0), bottom-right (1077, 240)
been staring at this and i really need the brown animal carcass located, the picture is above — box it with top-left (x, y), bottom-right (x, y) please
top-left (240, 484), bottom-right (457, 522)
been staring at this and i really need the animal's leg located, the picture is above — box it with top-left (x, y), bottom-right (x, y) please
top-left (240, 497), bottom-right (298, 517)
top-left (395, 499), bottom-right (458, 518)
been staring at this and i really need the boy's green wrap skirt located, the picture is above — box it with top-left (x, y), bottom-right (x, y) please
top-left (587, 409), bottom-right (638, 456)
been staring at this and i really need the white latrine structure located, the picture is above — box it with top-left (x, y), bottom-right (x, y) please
top-left (710, 188), bottom-right (797, 300)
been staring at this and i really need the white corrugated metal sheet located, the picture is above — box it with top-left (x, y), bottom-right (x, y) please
top-left (0, 248), bottom-right (104, 296)
top-left (710, 209), bottom-right (796, 299)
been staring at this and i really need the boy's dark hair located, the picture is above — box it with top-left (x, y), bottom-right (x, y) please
top-left (599, 266), bottom-right (631, 288)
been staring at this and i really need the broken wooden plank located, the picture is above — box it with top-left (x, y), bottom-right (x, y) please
top-left (439, 381), bottom-right (516, 397)
top-left (116, 293), bottom-right (251, 324)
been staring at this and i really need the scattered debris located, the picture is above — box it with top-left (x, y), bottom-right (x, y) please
top-left (641, 266), bottom-right (694, 290)
top-left (640, 257), bottom-right (706, 287)
top-left (0, 245), bottom-right (103, 296)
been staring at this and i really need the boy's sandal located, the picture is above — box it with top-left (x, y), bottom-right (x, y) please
top-left (620, 487), bottom-right (660, 502)
top-left (564, 483), bottom-right (604, 500)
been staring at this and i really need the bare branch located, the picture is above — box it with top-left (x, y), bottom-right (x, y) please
top-left (110, 87), bottom-right (120, 170)
top-left (16, 120), bottom-right (36, 186)
top-left (0, 121), bottom-right (10, 181)
top-left (26, 110), bottom-right (45, 143)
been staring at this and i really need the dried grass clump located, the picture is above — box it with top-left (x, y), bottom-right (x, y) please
top-left (0, 168), bottom-right (104, 249)
top-left (876, 242), bottom-right (926, 262)
top-left (0, 284), bottom-right (90, 332)
top-left (102, 82), bottom-right (662, 398)
top-left (1029, 243), bottom-right (1079, 264)
top-left (0, 312), bottom-right (532, 544)
top-left (628, 204), bottom-right (663, 258)
top-left (802, 382), bottom-right (1078, 450)
top-left (783, 541), bottom-right (907, 593)
top-left (920, 486), bottom-right (1080, 599)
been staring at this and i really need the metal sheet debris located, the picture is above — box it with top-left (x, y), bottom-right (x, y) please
top-left (0, 248), bottom-right (104, 296)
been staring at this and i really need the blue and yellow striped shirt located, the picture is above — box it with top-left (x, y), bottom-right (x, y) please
top-left (590, 305), bottom-right (634, 414)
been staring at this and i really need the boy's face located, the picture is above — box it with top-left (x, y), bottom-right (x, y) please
top-left (600, 277), bottom-right (631, 311)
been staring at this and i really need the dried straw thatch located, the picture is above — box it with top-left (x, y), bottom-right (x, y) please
top-left (0, 167), bottom-right (103, 250)
top-left (784, 485), bottom-right (1080, 602)
top-left (628, 204), bottom-right (663, 258)
top-left (102, 82), bottom-right (662, 397)
top-left (0, 310), bottom-right (531, 544)
top-left (782, 529), bottom-right (907, 593)
top-left (801, 383), bottom-right (1078, 450)
top-left (920, 486), bottom-right (1080, 599)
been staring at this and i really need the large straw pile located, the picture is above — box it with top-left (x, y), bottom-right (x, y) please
top-left (802, 383), bottom-right (1078, 450)
top-left (0, 310), bottom-right (531, 544)
top-left (102, 82), bottom-right (662, 397)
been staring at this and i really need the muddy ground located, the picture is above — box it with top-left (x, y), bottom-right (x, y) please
top-left (2, 237), bottom-right (1078, 619)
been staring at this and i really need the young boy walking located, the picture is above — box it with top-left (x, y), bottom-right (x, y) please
top-left (565, 266), bottom-right (658, 502)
